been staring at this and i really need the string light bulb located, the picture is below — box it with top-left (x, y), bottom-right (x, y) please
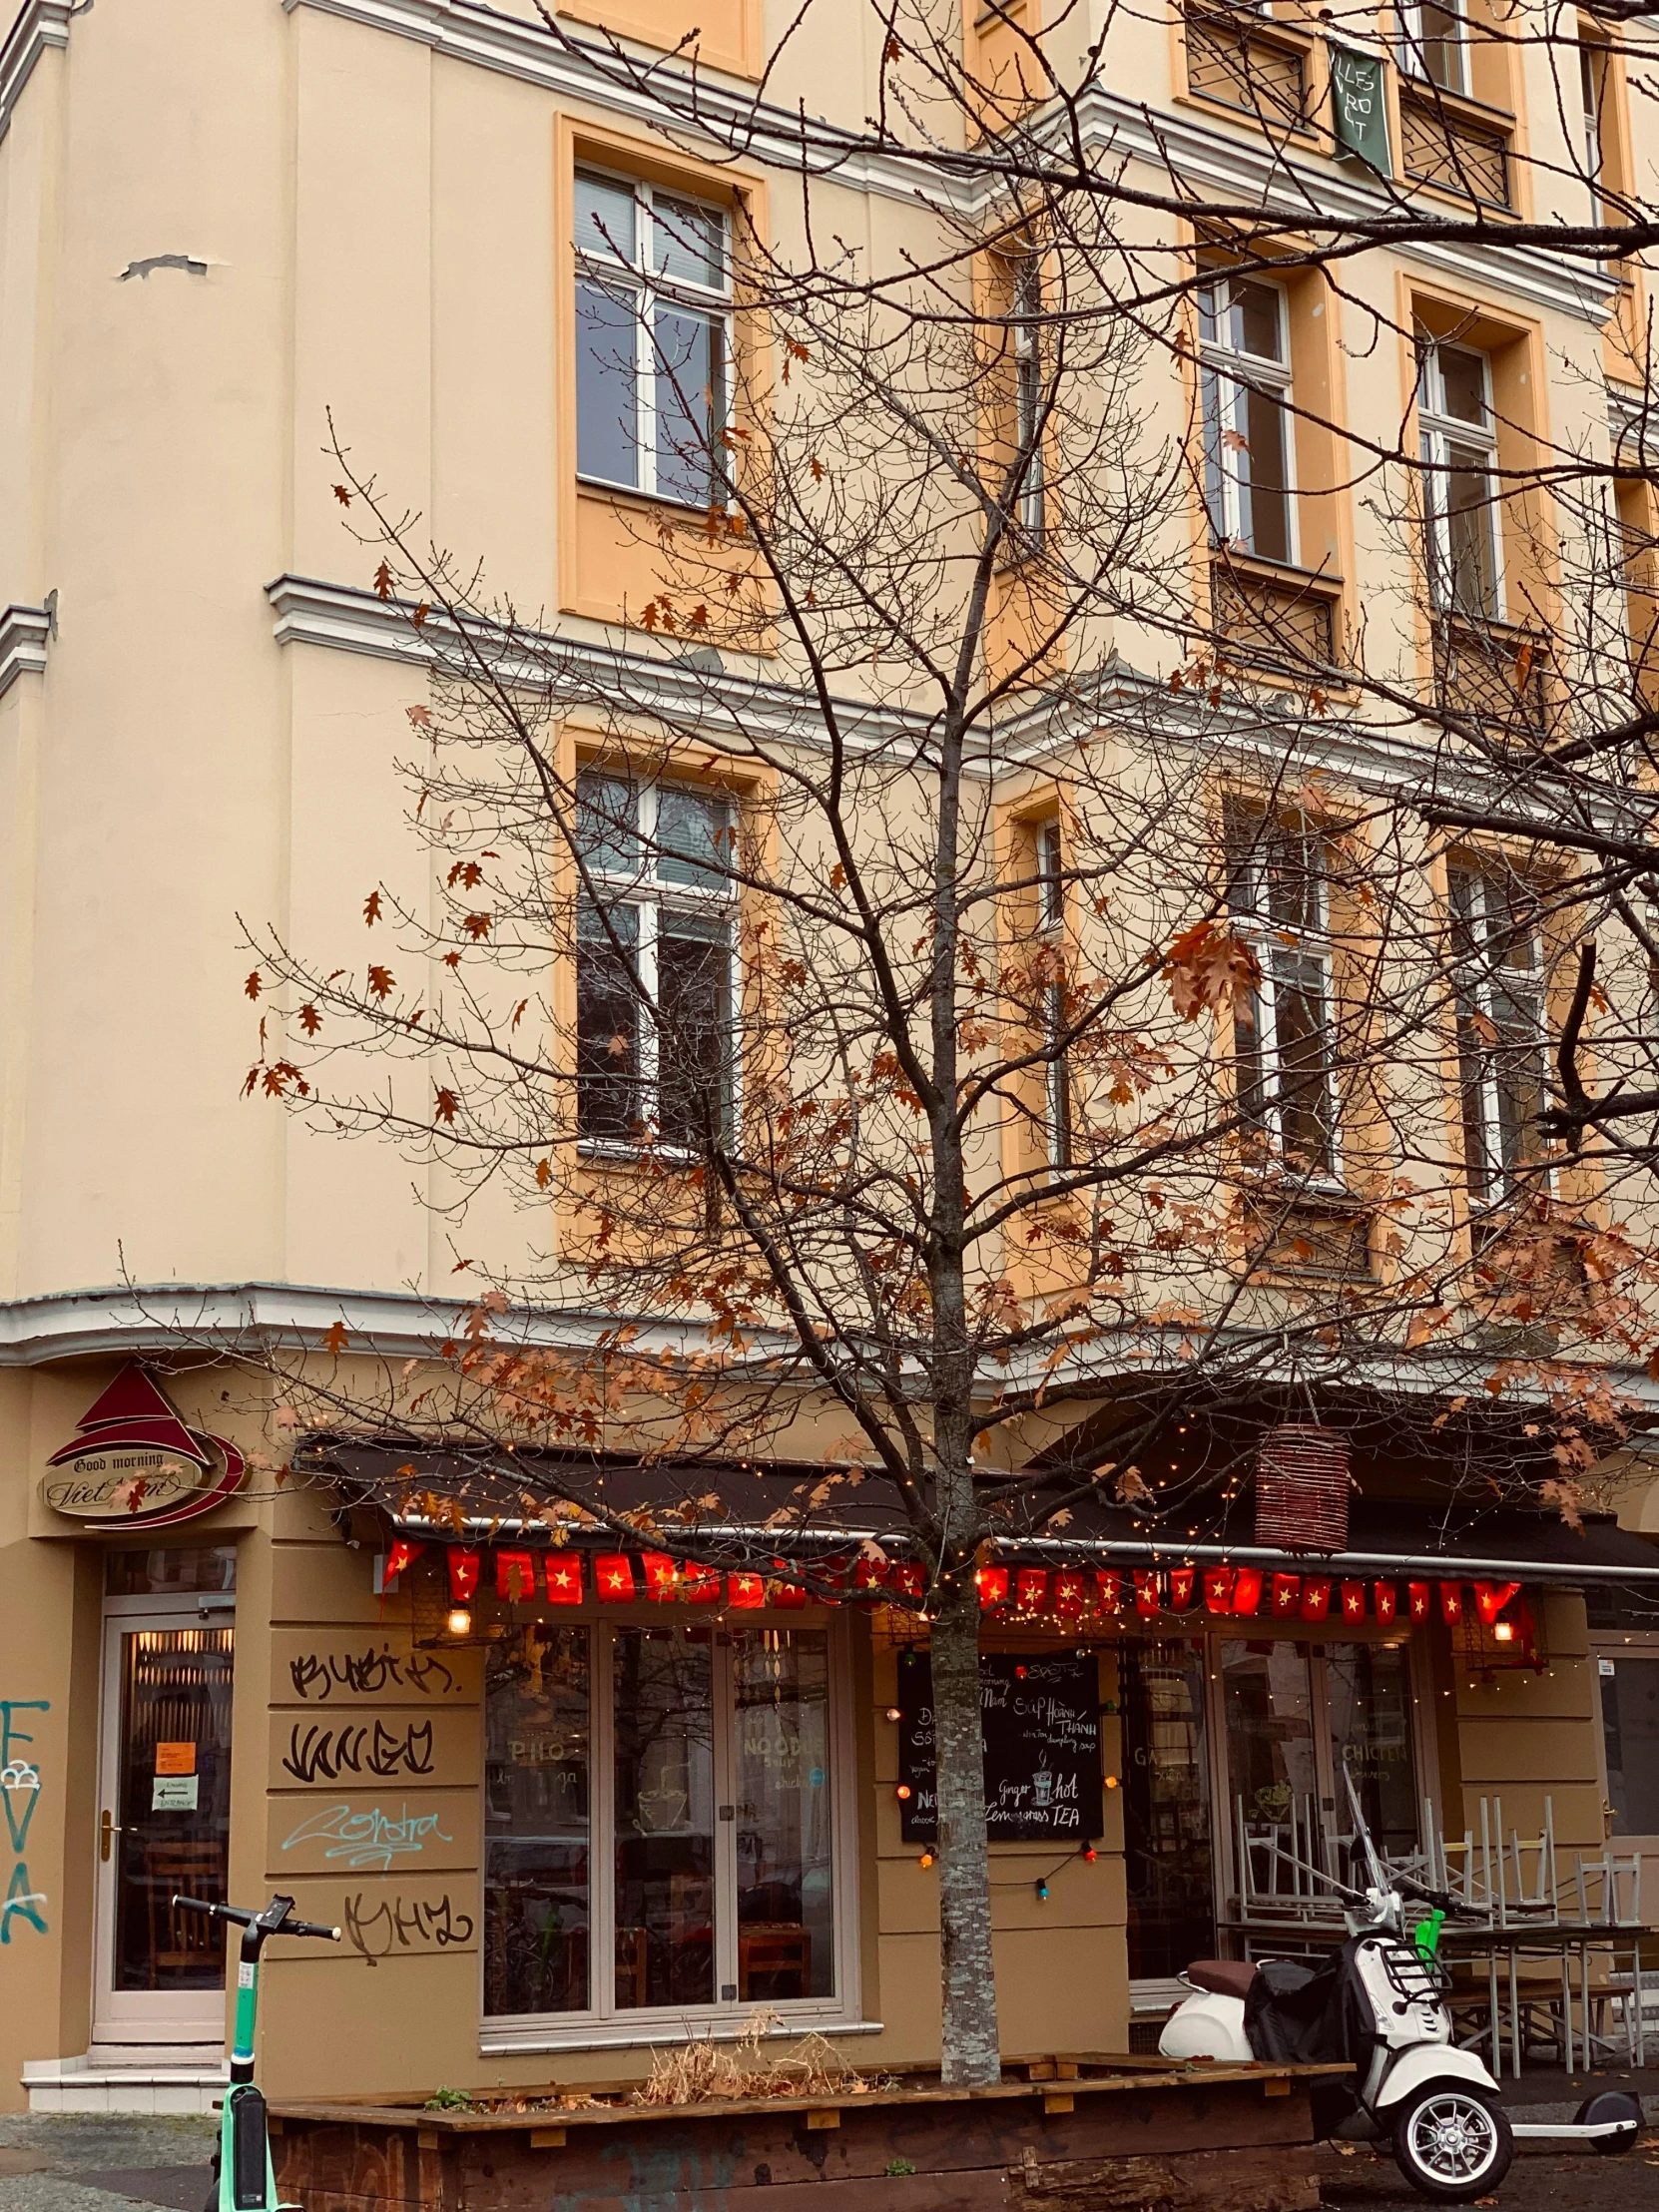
top-left (1082, 1845), bottom-right (1097, 1863)
top-left (918, 1850), bottom-right (934, 1869)
top-left (1035, 1879), bottom-right (1050, 1903)
top-left (884, 1706), bottom-right (901, 1721)
top-left (895, 1784), bottom-right (912, 1800)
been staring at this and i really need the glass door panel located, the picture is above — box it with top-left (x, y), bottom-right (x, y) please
top-left (1120, 1640), bottom-right (1213, 1978)
top-left (1600, 1656), bottom-right (1659, 1836)
top-left (98, 1621), bottom-right (234, 2032)
top-left (613, 1626), bottom-right (714, 2008)
top-left (483, 1624), bottom-right (591, 2016)
top-left (1222, 1637), bottom-right (1320, 1899)
top-left (1325, 1639), bottom-right (1418, 1862)
top-left (732, 1628), bottom-right (833, 2001)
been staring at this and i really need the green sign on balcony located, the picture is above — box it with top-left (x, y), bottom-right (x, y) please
top-left (1330, 40), bottom-right (1391, 174)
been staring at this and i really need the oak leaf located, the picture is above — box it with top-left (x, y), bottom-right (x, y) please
top-left (367, 964), bottom-right (395, 998)
top-left (245, 971), bottom-right (263, 999)
top-left (1162, 920), bottom-right (1261, 1021)
top-left (321, 1321), bottom-right (349, 1357)
top-left (363, 889), bottom-right (382, 926)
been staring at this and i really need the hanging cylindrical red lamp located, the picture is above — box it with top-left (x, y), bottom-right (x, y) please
top-left (1254, 1422), bottom-right (1351, 1554)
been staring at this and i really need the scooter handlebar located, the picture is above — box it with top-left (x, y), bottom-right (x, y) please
top-left (284, 1916), bottom-right (343, 1941)
top-left (171, 1895), bottom-right (341, 1941)
top-left (172, 1895), bottom-right (254, 1928)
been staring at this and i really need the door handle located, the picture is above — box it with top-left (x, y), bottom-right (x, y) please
top-left (99, 1809), bottom-right (122, 1863)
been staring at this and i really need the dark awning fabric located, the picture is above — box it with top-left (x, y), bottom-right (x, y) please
top-left (305, 1435), bottom-right (1659, 1587)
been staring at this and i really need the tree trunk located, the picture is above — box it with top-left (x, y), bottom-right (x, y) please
top-left (930, 1564), bottom-right (1000, 2084)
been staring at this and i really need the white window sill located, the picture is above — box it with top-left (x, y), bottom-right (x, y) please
top-left (479, 2015), bottom-right (882, 2057)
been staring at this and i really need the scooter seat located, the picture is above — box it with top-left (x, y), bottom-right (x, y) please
top-left (1183, 1959), bottom-right (1260, 2000)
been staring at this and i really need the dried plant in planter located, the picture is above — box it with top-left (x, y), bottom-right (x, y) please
top-left (632, 2015), bottom-right (885, 2106)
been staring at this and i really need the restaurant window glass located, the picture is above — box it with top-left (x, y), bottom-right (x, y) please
top-left (1599, 1654), bottom-right (1659, 1837)
top-left (1120, 1640), bottom-right (1214, 1978)
top-left (483, 1619), bottom-right (841, 2025)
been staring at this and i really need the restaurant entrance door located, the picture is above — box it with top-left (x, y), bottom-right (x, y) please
top-left (92, 1599), bottom-right (235, 2045)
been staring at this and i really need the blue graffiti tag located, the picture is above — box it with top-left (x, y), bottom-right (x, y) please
top-left (280, 1802), bottom-right (454, 1874)
top-left (0, 1702), bottom-right (49, 1941)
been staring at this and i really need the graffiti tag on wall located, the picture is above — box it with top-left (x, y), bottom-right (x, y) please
top-left (1, 1702), bottom-right (49, 1941)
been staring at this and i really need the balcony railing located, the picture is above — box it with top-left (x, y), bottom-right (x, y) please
top-left (1210, 556), bottom-right (1344, 676)
top-left (1397, 80), bottom-right (1513, 208)
top-left (1184, 7), bottom-right (1316, 133)
top-left (1431, 613), bottom-right (1548, 732)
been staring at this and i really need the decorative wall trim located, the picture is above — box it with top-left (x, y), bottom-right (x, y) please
top-left (282, 0), bottom-right (1620, 324)
top-left (0, 604), bottom-right (50, 701)
top-left (0, 0), bottom-right (71, 147)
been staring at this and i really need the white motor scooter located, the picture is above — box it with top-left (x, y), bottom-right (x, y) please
top-left (1160, 1771), bottom-right (1643, 2201)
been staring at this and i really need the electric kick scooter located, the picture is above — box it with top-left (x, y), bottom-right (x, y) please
top-left (173, 1893), bottom-right (341, 2212)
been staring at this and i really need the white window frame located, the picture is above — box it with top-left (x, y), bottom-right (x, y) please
top-left (574, 168), bottom-right (734, 507)
top-left (1417, 338), bottom-right (1503, 621)
top-left (1580, 37), bottom-right (1605, 221)
top-left (478, 1610), bottom-right (862, 2053)
top-left (1448, 864), bottom-right (1549, 1207)
top-left (1228, 817), bottom-right (1343, 1186)
top-left (1398, 0), bottom-right (1469, 95)
top-left (1035, 818), bottom-right (1070, 1168)
top-left (1012, 255), bottom-right (1047, 538)
top-left (1197, 276), bottom-right (1298, 566)
top-left (575, 772), bottom-right (739, 1157)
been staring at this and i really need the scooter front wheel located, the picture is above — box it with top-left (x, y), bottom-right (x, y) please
top-left (1391, 2085), bottom-right (1513, 2201)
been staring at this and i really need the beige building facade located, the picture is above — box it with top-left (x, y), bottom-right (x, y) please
top-left (1, 0), bottom-right (1658, 2121)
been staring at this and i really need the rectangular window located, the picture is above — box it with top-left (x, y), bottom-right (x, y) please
top-left (575, 170), bottom-right (732, 508)
top-left (1399, 0), bottom-right (1468, 93)
top-left (483, 1620), bottom-right (841, 2028)
top-left (1448, 863), bottom-right (1546, 1206)
top-left (574, 771), bottom-right (736, 1151)
top-left (1198, 276), bottom-right (1295, 566)
top-left (1035, 817), bottom-right (1070, 1167)
top-left (1012, 255), bottom-right (1046, 537)
top-left (1580, 39), bottom-right (1604, 217)
top-left (1227, 813), bottom-right (1340, 1180)
top-left (1417, 338), bottom-right (1500, 620)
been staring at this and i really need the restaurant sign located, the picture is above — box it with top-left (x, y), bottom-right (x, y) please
top-left (40, 1365), bottom-right (246, 1527)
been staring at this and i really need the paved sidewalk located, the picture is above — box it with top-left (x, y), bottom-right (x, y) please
top-left (0, 2115), bottom-right (214, 2212)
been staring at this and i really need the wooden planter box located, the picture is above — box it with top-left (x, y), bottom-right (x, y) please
top-left (272, 2055), bottom-right (1342, 2212)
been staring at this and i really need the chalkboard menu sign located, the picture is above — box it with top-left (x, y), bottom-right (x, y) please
top-left (896, 1649), bottom-right (1103, 1843)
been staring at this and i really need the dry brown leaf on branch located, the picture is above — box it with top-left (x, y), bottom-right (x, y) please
top-left (1162, 921), bottom-right (1261, 1022)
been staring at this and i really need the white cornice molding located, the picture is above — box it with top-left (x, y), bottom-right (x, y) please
top-left (283, 0), bottom-right (1622, 324)
top-left (0, 604), bottom-right (50, 700)
top-left (0, 0), bottom-right (71, 147)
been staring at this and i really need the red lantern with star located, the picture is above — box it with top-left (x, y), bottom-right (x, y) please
top-left (641, 1552), bottom-right (678, 1602)
top-left (1133, 1569), bottom-right (1161, 1616)
top-left (496, 1549), bottom-right (536, 1602)
top-left (769, 1577), bottom-right (808, 1610)
top-left (1300, 1576), bottom-right (1333, 1622)
top-left (1408, 1581), bottom-right (1431, 1622)
top-left (383, 1537), bottom-right (422, 1586)
top-left (1270, 1572), bottom-right (1301, 1617)
top-left (728, 1571), bottom-right (766, 1609)
top-left (1341, 1580), bottom-right (1367, 1623)
top-left (854, 1557), bottom-right (889, 1597)
top-left (595, 1552), bottom-right (637, 1602)
top-left (1015, 1567), bottom-right (1048, 1614)
top-left (1438, 1581), bottom-right (1463, 1626)
top-left (447, 1548), bottom-right (481, 1603)
top-left (976, 1564), bottom-right (1010, 1611)
top-left (1232, 1566), bottom-right (1263, 1616)
top-left (1474, 1580), bottom-right (1522, 1627)
top-left (1095, 1569), bottom-right (1122, 1616)
top-left (890, 1562), bottom-right (928, 1602)
top-left (544, 1553), bottom-right (583, 1604)
top-left (1203, 1565), bottom-right (1236, 1614)
top-left (1053, 1570), bottom-right (1087, 1619)
top-left (681, 1562), bottom-right (721, 1605)
top-left (1170, 1567), bottom-right (1196, 1611)
top-left (1373, 1581), bottom-right (1396, 1625)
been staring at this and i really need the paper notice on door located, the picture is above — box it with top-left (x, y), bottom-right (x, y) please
top-left (155, 1742), bottom-right (197, 1775)
top-left (152, 1774), bottom-right (200, 1812)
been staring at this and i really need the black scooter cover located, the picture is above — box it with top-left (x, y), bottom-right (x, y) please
top-left (1243, 1939), bottom-right (1376, 2068)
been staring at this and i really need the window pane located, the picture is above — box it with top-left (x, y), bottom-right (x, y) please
top-left (653, 194), bottom-right (726, 289)
top-left (484, 1625), bottom-right (591, 2017)
top-left (657, 786), bottom-right (732, 888)
top-left (1437, 346), bottom-right (1487, 427)
top-left (613, 1627), bottom-right (715, 2009)
top-left (1120, 1639), bottom-right (1215, 1979)
top-left (576, 900), bottom-right (641, 1142)
top-left (1492, 979), bottom-right (1545, 1176)
top-left (733, 1629), bottom-right (834, 2001)
top-left (1272, 948), bottom-right (1336, 1174)
top-left (1445, 447), bottom-right (1496, 617)
top-left (1197, 279), bottom-right (1221, 346)
top-left (1200, 367), bottom-right (1230, 544)
top-left (1600, 1658), bottom-right (1659, 1836)
top-left (576, 771), bottom-right (641, 878)
top-left (1456, 1003), bottom-right (1497, 1200)
top-left (1240, 382), bottom-right (1291, 563)
top-left (1037, 821), bottom-right (1064, 929)
top-left (657, 911), bottom-right (733, 1150)
top-left (575, 171), bottom-right (637, 265)
top-left (1416, 2), bottom-right (1465, 90)
top-left (577, 279), bottom-right (642, 489)
top-left (1326, 1641), bottom-right (1417, 1865)
top-left (654, 306), bottom-right (724, 507)
top-left (1224, 1639), bottom-right (1318, 1830)
top-left (1233, 278), bottom-right (1284, 363)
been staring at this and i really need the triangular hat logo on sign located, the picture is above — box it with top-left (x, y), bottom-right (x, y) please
top-left (46, 1364), bottom-right (214, 1468)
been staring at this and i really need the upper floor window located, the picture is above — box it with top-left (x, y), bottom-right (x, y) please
top-left (1012, 255), bottom-right (1047, 538)
top-left (1198, 276), bottom-right (1295, 566)
top-left (1579, 37), bottom-right (1605, 218)
top-left (1035, 818), bottom-right (1070, 1167)
top-left (575, 170), bottom-right (732, 508)
top-left (1448, 865), bottom-right (1546, 1207)
top-left (1398, 0), bottom-right (1468, 94)
top-left (1417, 338), bottom-right (1500, 621)
top-left (1228, 813), bottom-right (1340, 1181)
top-left (574, 771), bottom-right (736, 1152)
